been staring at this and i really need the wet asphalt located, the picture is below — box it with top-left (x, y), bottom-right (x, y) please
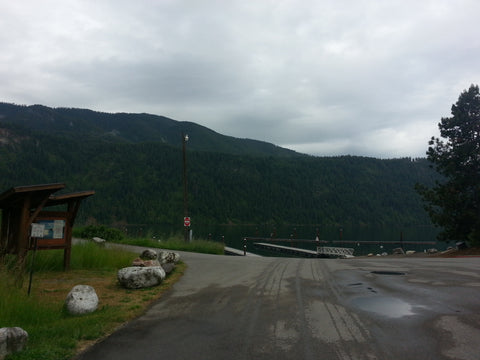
top-left (74, 251), bottom-right (480, 360)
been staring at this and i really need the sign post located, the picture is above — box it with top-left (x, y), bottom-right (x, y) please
top-left (28, 223), bottom-right (45, 296)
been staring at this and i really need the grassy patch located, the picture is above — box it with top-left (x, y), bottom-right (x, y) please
top-left (116, 236), bottom-right (225, 255)
top-left (73, 225), bottom-right (225, 255)
top-left (0, 243), bottom-right (186, 360)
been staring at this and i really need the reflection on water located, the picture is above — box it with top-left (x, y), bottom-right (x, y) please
top-left (351, 296), bottom-right (416, 318)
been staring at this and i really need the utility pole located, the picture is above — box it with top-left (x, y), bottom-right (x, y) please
top-left (182, 133), bottom-right (190, 241)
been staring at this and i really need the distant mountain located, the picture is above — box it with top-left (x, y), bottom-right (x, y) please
top-left (0, 101), bottom-right (440, 231)
top-left (0, 102), bottom-right (299, 157)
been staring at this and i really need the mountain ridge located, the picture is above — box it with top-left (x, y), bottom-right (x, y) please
top-left (0, 102), bottom-right (301, 157)
top-left (0, 101), bottom-right (439, 229)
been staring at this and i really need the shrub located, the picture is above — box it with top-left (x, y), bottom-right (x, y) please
top-left (73, 225), bottom-right (125, 242)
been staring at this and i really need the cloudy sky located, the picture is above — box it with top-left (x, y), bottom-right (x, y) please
top-left (1, 0), bottom-right (479, 158)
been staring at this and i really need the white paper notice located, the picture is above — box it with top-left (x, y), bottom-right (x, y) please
top-left (53, 220), bottom-right (65, 239)
top-left (31, 223), bottom-right (45, 238)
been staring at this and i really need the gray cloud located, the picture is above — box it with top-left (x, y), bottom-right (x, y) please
top-left (1, 0), bottom-right (479, 158)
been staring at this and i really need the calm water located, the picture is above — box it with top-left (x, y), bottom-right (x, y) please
top-left (127, 223), bottom-right (449, 257)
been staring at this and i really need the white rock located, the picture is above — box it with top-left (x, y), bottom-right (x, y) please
top-left (117, 266), bottom-right (166, 289)
top-left (0, 329), bottom-right (6, 360)
top-left (158, 251), bottom-right (181, 265)
top-left (140, 249), bottom-right (158, 260)
top-left (65, 285), bottom-right (99, 315)
top-left (392, 247), bottom-right (405, 255)
top-left (161, 262), bottom-right (176, 275)
top-left (92, 237), bottom-right (106, 244)
top-left (0, 327), bottom-right (28, 359)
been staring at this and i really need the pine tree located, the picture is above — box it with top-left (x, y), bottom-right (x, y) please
top-left (416, 84), bottom-right (480, 245)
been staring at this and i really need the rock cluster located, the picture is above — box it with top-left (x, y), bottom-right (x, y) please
top-left (118, 249), bottom-right (181, 289)
top-left (131, 248), bottom-right (161, 267)
top-left (51, 248), bottom-right (181, 340)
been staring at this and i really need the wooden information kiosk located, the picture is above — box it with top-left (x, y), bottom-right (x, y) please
top-left (0, 183), bottom-right (94, 270)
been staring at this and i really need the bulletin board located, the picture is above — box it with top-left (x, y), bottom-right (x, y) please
top-left (33, 213), bottom-right (68, 249)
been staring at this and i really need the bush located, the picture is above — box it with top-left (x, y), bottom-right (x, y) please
top-left (73, 225), bottom-right (125, 242)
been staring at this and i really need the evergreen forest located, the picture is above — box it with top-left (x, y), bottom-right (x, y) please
top-left (0, 103), bottom-right (439, 233)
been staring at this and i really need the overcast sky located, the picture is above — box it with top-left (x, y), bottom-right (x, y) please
top-left (1, 0), bottom-right (479, 158)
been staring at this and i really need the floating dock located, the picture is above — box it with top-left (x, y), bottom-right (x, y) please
top-left (253, 242), bottom-right (325, 258)
top-left (224, 246), bottom-right (261, 257)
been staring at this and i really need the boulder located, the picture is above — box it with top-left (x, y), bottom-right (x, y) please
top-left (161, 262), bottom-right (176, 275)
top-left (0, 327), bottom-right (28, 360)
top-left (140, 249), bottom-right (158, 260)
top-left (392, 247), bottom-right (405, 255)
top-left (65, 285), bottom-right (99, 315)
top-left (158, 251), bottom-right (181, 265)
top-left (117, 266), bottom-right (166, 289)
top-left (131, 258), bottom-right (161, 267)
top-left (92, 237), bottom-right (106, 245)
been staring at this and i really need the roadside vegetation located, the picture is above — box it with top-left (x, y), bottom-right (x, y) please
top-left (0, 241), bottom-right (186, 360)
top-left (73, 225), bottom-right (225, 255)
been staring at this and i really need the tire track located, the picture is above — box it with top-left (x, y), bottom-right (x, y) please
top-left (234, 258), bottom-right (290, 358)
top-left (306, 260), bottom-right (379, 360)
top-left (294, 259), bottom-right (316, 360)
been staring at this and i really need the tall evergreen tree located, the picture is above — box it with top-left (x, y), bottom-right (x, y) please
top-left (416, 84), bottom-right (480, 245)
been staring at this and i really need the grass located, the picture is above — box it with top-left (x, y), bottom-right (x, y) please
top-left (0, 242), bottom-right (186, 360)
top-left (73, 225), bottom-right (226, 255)
top-left (115, 235), bottom-right (225, 255)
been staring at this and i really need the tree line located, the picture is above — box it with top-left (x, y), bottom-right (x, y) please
top-left (0, 127), bottom-right (438, 230)
top-left (3, 84), bottom-right (479, 246)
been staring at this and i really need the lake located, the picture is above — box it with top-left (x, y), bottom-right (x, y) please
top-left (127, 223), bottom-right (450, 257)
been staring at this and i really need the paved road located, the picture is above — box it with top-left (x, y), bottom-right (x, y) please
top-left (76, 252), bottom-right (480, 360)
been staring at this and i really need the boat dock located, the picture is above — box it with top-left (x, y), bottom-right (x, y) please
top-left (253, 242), bottom-right (326, 258)
top-left (224, 246), bottom-right (261, 257)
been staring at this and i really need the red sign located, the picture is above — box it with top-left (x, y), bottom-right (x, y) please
top-left (184, 217), bottom-right (191, 227)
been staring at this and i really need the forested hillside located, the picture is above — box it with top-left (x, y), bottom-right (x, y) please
top-left (0, 104), bottom-right (439, 230)
top-left (0, 102), bottom-right (298, 157)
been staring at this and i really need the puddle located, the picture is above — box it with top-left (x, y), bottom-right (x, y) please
top-left (371, 271), bottom-right (406, 275)
top-left (351, 296), bottom-right (416, 318)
